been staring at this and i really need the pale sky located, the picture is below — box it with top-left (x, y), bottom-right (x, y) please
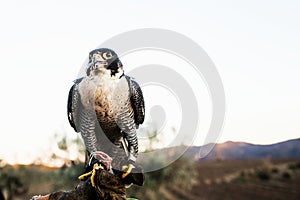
top-left (0, 0), bottom-right (299, 164)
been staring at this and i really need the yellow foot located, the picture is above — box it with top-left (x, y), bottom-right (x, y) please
top-left (122, 163), bottom-right (134, 178)
top-left (78, 163), bottom-right (103, 187)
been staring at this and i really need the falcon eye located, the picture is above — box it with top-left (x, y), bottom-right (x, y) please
top-left (103, 51), bottom-right (113, 60)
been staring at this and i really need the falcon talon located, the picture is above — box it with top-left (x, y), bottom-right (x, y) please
top-left (122, 163), bottom-right (135, 179)
top-left (78, 163), bottom-right (103, 187)
top-left (90, 163), bottom-right (98, 187)
top-left (78, 171), bottom-right (93, 180)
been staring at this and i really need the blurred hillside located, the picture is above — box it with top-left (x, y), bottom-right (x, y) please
top-left (188, 138), bottom-right (300, 160)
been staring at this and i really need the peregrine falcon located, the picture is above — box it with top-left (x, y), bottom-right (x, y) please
top-left (67, 48), bottom-right (145, 181)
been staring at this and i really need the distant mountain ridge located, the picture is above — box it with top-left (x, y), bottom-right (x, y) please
top-left (185, 138), bottom-right (300, 160)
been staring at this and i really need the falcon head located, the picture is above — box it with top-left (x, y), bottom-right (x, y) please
top-left (87, 48), bottom-right (123, 77)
